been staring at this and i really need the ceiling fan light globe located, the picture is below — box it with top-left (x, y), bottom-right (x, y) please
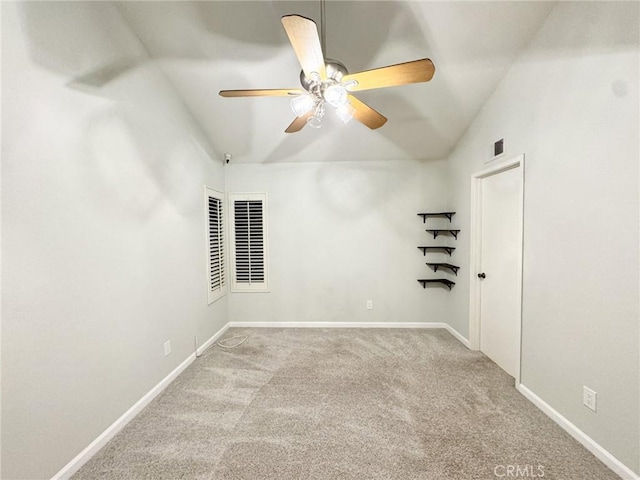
top-left (307, 115), bottom-right (323, 128)
top-left (336, 103), bottom-right (355, 124)
top-left (309, 72), bottom-right (322, 84)
top-left (324, 84), bottom-right (348, 108)
top-left (291, 94), bottom-right (315, 117)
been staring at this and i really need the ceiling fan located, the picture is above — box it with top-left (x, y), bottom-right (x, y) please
top-left (219, 7), bottom-right (435, 134)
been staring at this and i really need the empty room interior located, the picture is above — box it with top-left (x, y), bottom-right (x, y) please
top-left (2, 1), bottom-right (639, 479)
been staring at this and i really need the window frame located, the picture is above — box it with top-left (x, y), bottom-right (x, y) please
top-left (205, 186), bottom-right (227, 304)
top-left (228, 192), bottom-right (270, 293)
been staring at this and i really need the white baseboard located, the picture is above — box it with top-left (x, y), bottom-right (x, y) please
top-left (51, 324), bottom-right (228, 480)
top-left (197, 323), bottom-right (230, 356)
top-left (229, 321), bottom-right (449, 329)
top-left (517, 384), bottom-right (639, 480)
top-left (228, 321), bottom-right (472, 349)
top-left (442, 324), bottom-right (471, 348)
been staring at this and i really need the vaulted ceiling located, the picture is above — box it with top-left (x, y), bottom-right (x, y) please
top-left (35, 1), bottom-right (558, 163)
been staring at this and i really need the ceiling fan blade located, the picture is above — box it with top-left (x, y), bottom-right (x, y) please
top-left (285, 112), bottom-right (313, 133)
top-left (349, 95), bottom-right (388, 130)
top-left (343, 58), bottom-right (435, 92)
top-left (219, 89), bottom-right (303, 97)
top-left (281, 15), bottom-right (326, 80)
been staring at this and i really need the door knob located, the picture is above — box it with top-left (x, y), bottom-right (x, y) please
top-left (477, 273), bottom-right (486, 279)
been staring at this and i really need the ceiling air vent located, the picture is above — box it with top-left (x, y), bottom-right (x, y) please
top-left (494, 138), bottom-right (505, 158)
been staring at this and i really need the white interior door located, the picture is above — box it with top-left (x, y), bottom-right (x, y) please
top-left (478, 165), bottom-right (522, 378)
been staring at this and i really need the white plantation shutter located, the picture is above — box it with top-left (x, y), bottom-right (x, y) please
top-left (229, 193), bottom-right (269, 292)
top-left (205, 187), bottom-right (226, 304)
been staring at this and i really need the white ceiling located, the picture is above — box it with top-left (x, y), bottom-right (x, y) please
top-left (116, 1), bottom-right (555, 163)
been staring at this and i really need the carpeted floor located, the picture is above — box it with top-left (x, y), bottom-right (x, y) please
top-left (73, 328), bottom-right (619, 480)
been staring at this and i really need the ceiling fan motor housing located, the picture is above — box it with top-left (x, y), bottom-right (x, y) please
top-left (299, 59), bottom-right (348, 91)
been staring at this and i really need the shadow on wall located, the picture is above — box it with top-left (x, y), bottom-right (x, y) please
top-left (195, 1), bottom-right (297, 50)
top-left (299, 158), bottom-right (446, 270)
top-left (20, 2), bottom-right (147, 85)
top-left (111, 1), bottom-right (404, 74)
top-left (205, 69), bottom-right (266, 160)
top-left (80, 102), bottom-right (211, 221)
top-left (17, 2), bottom-right (220, 219)
top-left (341, 90), bottom-right (454, 160)
top-left (67, 57), bottom-right (146, 91)
top-left (313, 159), bottom-right (424, 221)
top-left (261, 122), bottom-right (328, 164)
top-left (115, 1), bottom-right (289, 62)
top-left (170, 1), bottom-right (400, 69)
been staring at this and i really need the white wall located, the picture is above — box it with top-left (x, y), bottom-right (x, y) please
top-left (1, 3), bottom-right (227, 479)
top-left (225, 159), bottom-right (452, 327)
top-left (3, 1), bottom-right (638, 478)
top-left (447, 2), bottom-right (639, 474)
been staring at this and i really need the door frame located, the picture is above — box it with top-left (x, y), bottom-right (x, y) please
top-left (469, 154), bottom-right (525, 384)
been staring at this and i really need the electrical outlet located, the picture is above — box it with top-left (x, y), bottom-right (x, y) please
top-left (164, 340), bottom-right (171, 357)
top-left (366, 300), bottom-right (373, 310)
top-left (583, 386), bottom-right (597, 412)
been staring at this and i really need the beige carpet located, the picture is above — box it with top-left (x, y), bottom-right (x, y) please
top-left (73, 328), bottom-right (619, 479)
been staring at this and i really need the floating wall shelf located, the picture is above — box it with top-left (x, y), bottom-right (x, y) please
top-left (425, 229), bottom-right (460, 240)
top-left (417, 210), bottom-right (459, 293)
top-left (426, 263), bottom-right (460, 276)
top-left (418, 246), bottom-right (455, 256)
top-left (418, 279), bottom-right (455, 290)
top-left (417, 212), bottom-right (456, 223)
